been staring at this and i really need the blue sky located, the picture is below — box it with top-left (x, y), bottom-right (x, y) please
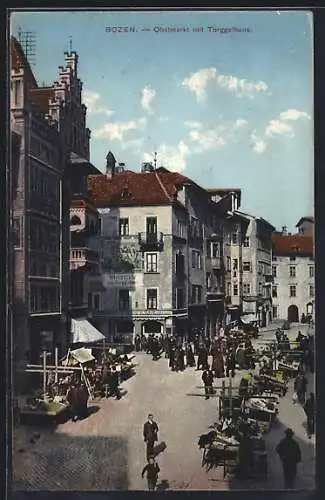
top-left (11, 10), bottom-right (313, 232)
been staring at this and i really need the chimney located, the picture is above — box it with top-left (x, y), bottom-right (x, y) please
top-left (106, 151), bottom-right (116, 179)
top-left (141, 162), bottom-right (154, 173)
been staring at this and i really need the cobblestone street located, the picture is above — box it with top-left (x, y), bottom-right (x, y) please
top-left (13, 324), bottom-right (315, 491)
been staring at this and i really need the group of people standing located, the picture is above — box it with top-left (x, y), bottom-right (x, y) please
top-left (137, 329), bottom-right (257, 393)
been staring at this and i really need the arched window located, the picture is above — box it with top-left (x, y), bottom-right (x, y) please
top-left (70, 215), bottom-right (81, 225)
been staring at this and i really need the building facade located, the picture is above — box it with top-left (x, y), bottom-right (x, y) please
top-left (87, 158), bottom-right (243, 342)
top-left (271, 223), bottom-right (315, 322)
top-left (10, 38), bottom-right (98, 385)
top-left (239, 213), bottom-right (275, 326)
top-left (10, 37), bottom-right (70, 380)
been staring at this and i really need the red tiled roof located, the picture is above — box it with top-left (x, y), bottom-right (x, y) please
top-left (27, 87), bottom-right (55, 114)
top-left (87, 168), bottom-right (231, 208)
top-left (272, 234), bottom-right (314, 256)
top-left (11, 36), bottom-right (38, 90)
top-left (88, 171), bottom-right (172, 207)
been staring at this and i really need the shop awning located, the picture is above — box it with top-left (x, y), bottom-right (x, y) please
top-left (70, 347), bottom-right (95, 364)
top-left (71, 318), bottom-right (106, 344)
top-left (240, 314), bottom-right (257, 324)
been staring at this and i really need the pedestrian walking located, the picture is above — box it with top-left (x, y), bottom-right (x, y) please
top-left (151, 338), bottom-right (160, 360)
top-left (177, 346), bottom-right (186, 371)
top-left (202, 366), bottom-right (214, 400)
top-left (225, 349), bottom-right (236, 378)
top-left (135, 334), bottom-right (141, 352)
top-left (78, 383), bottom-right (89, 419)
top-left (169, 346), bottom-right (176, 371)
top-left (304, 392), bottom-right (315, 438)
top-left (164, 335), bottom-right (171, 358)
top-left (235, 344), bottom-right (246, 370)
top-left (212, 349), bottom-right (225, 378)
top-left (141, 334), bottom-right (147, 352)
top-left (193, 333), bottom-right (200, 355)
top-left (66, 384), bottom-right (80, 422)
top-left (141, 456), bottom-right (160, 490)
top-left (294, 372), bottom-right (308, 405)
top-left (143, 414), bottom-right (159, 460)
top-left (197, 345), bottom-right (208, 370)
top-left (185, 343), bottom-right (195, 367)
top-left (276, 428), bottom-right (301, 489)
top-left (109, 366), bottom-right (121, 400)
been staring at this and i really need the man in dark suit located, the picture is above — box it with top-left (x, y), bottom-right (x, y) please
top-left (202, 366), bottom-right (214, 400)
top-left (143, 414), bottom-right (159, 460)
top-left (109, 366), bottom-right (121, 400)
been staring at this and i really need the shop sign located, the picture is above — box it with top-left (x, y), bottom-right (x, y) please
top-left (103, 273), bottom-right (136, 288)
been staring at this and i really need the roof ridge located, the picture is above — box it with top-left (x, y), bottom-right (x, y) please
top-left (154, 171), bottom-right (173, 202)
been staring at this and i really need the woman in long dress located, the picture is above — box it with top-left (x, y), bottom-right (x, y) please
top-left (212, 349), bottom-right (225, 378)
top-left (186, 343), bottom-right (196, 367)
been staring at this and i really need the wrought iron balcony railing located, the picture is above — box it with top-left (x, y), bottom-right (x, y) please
top-left (138, 231), bottom-right (164, 250)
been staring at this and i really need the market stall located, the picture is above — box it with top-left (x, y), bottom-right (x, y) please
top-left (199, 417), bottom-right (267, 480)
top-left (19, 349), bottom-right (81, 426)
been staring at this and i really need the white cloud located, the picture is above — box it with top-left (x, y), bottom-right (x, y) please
top-left (182, 67), bottom-right (269, 102)
top-left (216, 74), bottom-right (268, 98)
top-left (265, 108), bottom-right (310, 138)
top-left (279, 109), bottom-right (311, 121)
top-left (158, 115), bottom-right (169, 122)
top-left (144, 141), bottom-right (191, 172)
top-left (182, 67), bottom-right (217, 103)
top-left (234, 118), bottom-right (248, 129)
top-left (251, 132), bottom-right (267, 153)
top-left (184, 120), bottom-right (203, 129)
top-left (189, 126), bottom-right (226, 152)
top-left (251, 108), bottom-right (311, 153)
top-left (265, 119), bottom-right (294, 138)
top-left (141, 86), bottom-right (156, 114)
top-left (93, 121), bottom-right (138, 141)
top-left (93, 116), bottom-right (148, 142)
top-left (83, 90), bottom-right (115, 117)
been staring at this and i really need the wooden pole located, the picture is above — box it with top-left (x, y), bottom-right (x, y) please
top-left (229, 375), bottom-right (232, 419)
top-left (55, 347), bottom-right (59, 383)
top-left (43, 351), bottom-right (47, 402)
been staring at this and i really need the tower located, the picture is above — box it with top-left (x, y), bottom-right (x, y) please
top-left (106, 151), bottom-right (116, 179)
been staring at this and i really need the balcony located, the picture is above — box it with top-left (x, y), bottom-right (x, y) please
top-left (264, 275), bottom-right (274, 284)
top-left (138, 231), bottom-right (164, 251)
top-left (70, 247), bottom-right (99, 266)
